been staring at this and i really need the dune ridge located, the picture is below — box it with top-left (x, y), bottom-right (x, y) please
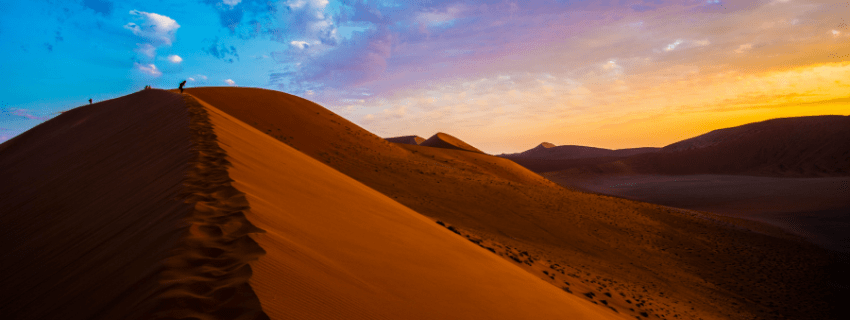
top-left (150, 95), bottom-right (269, 320)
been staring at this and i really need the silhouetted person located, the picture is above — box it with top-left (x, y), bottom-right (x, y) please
top-left (179, 80), bottom-right (186, 93)
top-left (89, 99), bottom-right (92, 104)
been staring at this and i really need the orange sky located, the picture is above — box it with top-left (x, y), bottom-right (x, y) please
top-left (333, 0), bottom-right (850, 154)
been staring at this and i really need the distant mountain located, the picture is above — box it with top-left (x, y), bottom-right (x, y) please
top-left (419, 132), bottom-right (485, 154)
top-left (507, 116), bottom-right (850, 177)
top-left (385, 135), bottom-right (425, 145)
top-left (502, 143), bottom-right (658, 160)
top-left (623, 115), bottom-right (850, 176)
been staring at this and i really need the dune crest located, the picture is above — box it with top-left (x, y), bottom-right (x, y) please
top-left (420, 132), bottom-right (485, 154)
top-left (152, 96), bottom-right (269, 319)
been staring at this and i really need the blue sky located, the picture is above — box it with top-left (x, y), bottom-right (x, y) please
top-left (1, 0), bottom-right (848, 153)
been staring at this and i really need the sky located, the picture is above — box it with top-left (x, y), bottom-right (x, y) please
top-left (0, 0), bottom-right (848, 154)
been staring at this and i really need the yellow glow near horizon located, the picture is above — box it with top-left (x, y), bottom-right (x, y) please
top-left (351, 61), bottom-right (849, 154)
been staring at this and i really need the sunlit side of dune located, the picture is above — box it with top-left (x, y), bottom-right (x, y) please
top-left (194, 96), bottom-right (627, 320)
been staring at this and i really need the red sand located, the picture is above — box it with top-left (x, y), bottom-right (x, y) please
top-left (197, 96), bottom-right (626, 320)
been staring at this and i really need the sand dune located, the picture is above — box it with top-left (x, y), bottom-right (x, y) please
top-left (0, 88), bottom-right (631, 319)
top-left (3, 87), bottom-right (839, 319)
top-left (420, 132), bottom-right (486, 154)
top-left (184, 87), bottom-right (842, 320)
top-left (193, 96), bottom-right (626, 320)
top-left (385, 135), bottom-right (425, 145)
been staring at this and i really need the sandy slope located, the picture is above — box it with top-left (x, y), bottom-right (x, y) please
top-left (185, 87), bottom-right (841, 320)
top-left (195, 96), bottom-right (627, 320)
top-left (0, 90), bottom-right (190, 319)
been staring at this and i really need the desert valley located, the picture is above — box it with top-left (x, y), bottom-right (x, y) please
top-left (1, 87), bottom-right (847, 319)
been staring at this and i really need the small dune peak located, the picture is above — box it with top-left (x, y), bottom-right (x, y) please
top-left (385, 135), bottom-right (426, 145)
top-left (420, 132), bottom-right (485, 154)
top-left (540, 142), bottom-right (557, 148)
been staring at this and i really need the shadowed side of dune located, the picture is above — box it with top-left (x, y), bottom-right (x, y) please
top-left (0, 90), bottom-right (269, 320)
top-left (0, 90), bottom-right (193, 319)
top-left (192, 96), bottom-right (626, 320)
top-left (420, 132), bottom-right (486, 154)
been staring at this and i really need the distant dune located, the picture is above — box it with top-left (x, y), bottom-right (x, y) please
top-left (385, 135), bottom-right (425, 145)
top-left (420, 132), bottom-right (486, 154)
top-left (502, 143), bottom-right (659, 160)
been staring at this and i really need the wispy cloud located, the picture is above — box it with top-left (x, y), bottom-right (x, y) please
top-left (134, 62), bottom-right (162, 77)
